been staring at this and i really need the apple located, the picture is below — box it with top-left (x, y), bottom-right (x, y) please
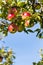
top-left (8, 8), bottom-right (17, 14)
top-left (24, 20), bottom-right (30, 27)
top-left (12, 7), bottom-right (17, 14)
top-left (21, 12), bottom-right (31, 20)
top-left (7, 13), bottom-right (15, 20)
top-left (0, 56), bottom-right (3, 62)
top-left (18, 25), bottom-right (24, 32)
top-left (8, 23), bottom-right (18, 33)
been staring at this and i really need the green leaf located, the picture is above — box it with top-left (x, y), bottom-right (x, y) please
top-left (17, 1), bottom-right (26, 7)
top-left (0, 0), bottom-right (2, 6)
top-left (35, 3), bottom-right (41, 10)
top-left (13, 55), bottom-right (16, 59)
top-left (38, 0), bottom-right (43, 3)
top-left (27, 29), bottom-right (34, 33)
top-left (36, 30), bottom-right (41, 37)
top-left (33, 62), bottom-right (37, 65)
top-left (38, 32), bottom-right (43, 38)
top-left (37, 62), bottom-right (41, 65)
top-left (24, 28), bottom-right (28, 34)
top-left (34, 28), bottom-right (41, 32)
top-left (34, 28), bottom-right (41, 37)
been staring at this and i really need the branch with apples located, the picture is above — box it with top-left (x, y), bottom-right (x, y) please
top-left (0, 0), bottom-right (43, 39)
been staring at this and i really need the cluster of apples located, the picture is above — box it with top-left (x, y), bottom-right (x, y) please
top-left (7, 7), bottom-right (31, 33)
top-left (7, 7), bottom-right (18, 33)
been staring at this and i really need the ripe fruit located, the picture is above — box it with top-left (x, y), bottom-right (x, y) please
top-left (8, 7), bottom-right (17, 14)
top-left (12, 8), bottom-right (17, 13)
top-left (24, 20), bottom-right (30, 27)
top-left (21, 12), bottom-right (31, 20)
top-left (7, 13), bottom-right (15, 20)
top-left (8, 23), bottom-right (18, 33)
top-left (0, 56), bottom-right (3, 62)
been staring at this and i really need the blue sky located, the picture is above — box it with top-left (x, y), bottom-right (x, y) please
top-left (0, 24), bottom-right (43, 65)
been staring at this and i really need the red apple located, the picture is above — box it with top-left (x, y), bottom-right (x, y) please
top-left (8, 8), bottom-right (17, 14)
top-left (21, 12), bottom-right (31, 20)
top-left (24, 20), bottom-right (30, 27)
top-left (12, 8), bottom-right (17, 13)
top-left (8, 23), bottom-right (18, 33)
top-left (7, 13), bottom-right (15, 20)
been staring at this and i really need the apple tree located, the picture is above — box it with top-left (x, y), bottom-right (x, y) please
top-left (0, 0), bottom-right (43, 39)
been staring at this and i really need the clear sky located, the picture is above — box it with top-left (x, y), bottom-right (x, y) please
top-left (0, 24), bottom-right (43, 65)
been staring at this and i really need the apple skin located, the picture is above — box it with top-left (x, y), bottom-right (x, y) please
top-left (21, 12), bottom-right (31, 20)
top-left (12, 8), bottom-right (17, 13)
top-left (24, 20), bottom-right (30, 27)
top-left (8, 8), bottom-right (17, 14)
top-left (0, 56), bottom-right (3, 62)
top-left (7, 13), bottom-right (15, 20)
top-left (18, 25), bottom-right (24, 32)
top-left (8, 23), bottom-right (18, 33)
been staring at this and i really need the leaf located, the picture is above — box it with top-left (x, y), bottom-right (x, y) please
top-left (38, 33), bottom-right (42, 38)
top-left (36, 30), bottom-right (41, 37)
top-left (7, 0), bottom-right (12, 4)
top-left (38, 32), bottom-right (43, 38)
top-left (0, 0), bottom-right (2, 6)
top-left (3, 30), bottom-right (8, 36)
top-left (13, 55), bottom-right (16, 59)
top-left (29, 0), bottom-right (35, 4)
top-left (35, 3), bottom-right (41, 10)
top-left (38, 0), bottom-right (43, 3)
top-left (24, 28), bottom-right (28, 34)
top-left (17, 1), bottom-right (26, 7)
top-left (27, 29), bottom-right (34, 33)
top-left (34, 28), bottom-right (41, 32)
top-left (33, 62), bottom-right (37, 65)
top-left (34, 28), bottom-right (41, 37)
top-left (37, 61), bottom-right (41, 65)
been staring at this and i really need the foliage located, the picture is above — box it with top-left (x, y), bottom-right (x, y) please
top-left (33, 49), bottom-right (43, 65)
top-left (0, 0), bottom-right (43, 39)
top-left (0, 47), bottom-right (15, 65)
